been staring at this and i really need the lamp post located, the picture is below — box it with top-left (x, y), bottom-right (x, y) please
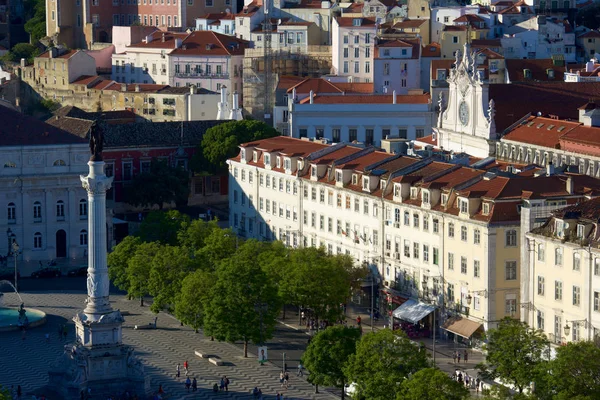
top-left (564, 319), bottom-right (589, 340)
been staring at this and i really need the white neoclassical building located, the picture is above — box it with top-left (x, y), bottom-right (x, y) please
top-left (227, 136), bottom-right (600, 342)
top-left (0, 107), bottom-right (90, 274)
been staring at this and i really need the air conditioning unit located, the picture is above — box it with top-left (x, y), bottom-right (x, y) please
top-left (393, 222), bottom-right (401, 228)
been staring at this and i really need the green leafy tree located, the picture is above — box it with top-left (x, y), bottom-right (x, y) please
top-left (282, 247), bottom-right (350, 326)
top-left (195, 227), bottom-right (238, 271)
top-left (137, 210), bottom-right (190, 245)
top-left (0, 385), bottom-right (11, 400)
top-left (536, 341), bottom-right (600, 400)
top-left (477, 318), bottom-right (549, 394)
top-left (127, 242), bottom-right (161, 306)
top-left (301, 325), bottom-right (361, 399)
top-left (177, 218), bottom-right (221, 251)
top-left (2, 43), bottom-right (39, 63)
top-left (398, 368), bottom-right (469, 400)
top-left (124, 158), bottom-right (189, 210)
top-left (24, 0), bottom-right (46, 41)
top-left (203, 239), bottom-right (281, 357)
top-left (344, 329), bottom-right (430, 400)
top-left (147, 245), bottom-right (198, 313)
top-left (331, 253), bottom-right (369, 292)
top-left (174, 269), bottom-right (216, 332)
top-left (192, 120), bottom-right (278, 173)
top-left (107, 235), bottom-right (142, 293)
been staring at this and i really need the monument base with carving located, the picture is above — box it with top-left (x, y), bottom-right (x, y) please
top-left (48, 310), bottom-right (148, 399)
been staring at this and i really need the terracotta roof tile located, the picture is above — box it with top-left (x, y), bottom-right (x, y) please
top-left (37, 49), bottom-right (80, 59)
top-left (337, 151), bottom-right (393, 171)
top-left (505, 59), bottom-right (565, 82)
top-left (335, 16), bottom-right (377, 27)
top-left (501, 116), bottom-right (579, 147)
top-left (392, 19), bottom-right (428, 29)
top-left (171, 31), bottom-right (249, 56)
top-left (579, 30), bottom-right (600, 39)
top-left (243, 136), bottom-right (328, 159)
top-left (198, 12), bottom-right (236, 20)
top-left (422, 42), bottom-right (441, 57)
top-left (128, 32), bottom-right (188, 49)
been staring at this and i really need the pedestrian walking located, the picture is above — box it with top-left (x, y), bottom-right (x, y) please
top-left (176, 363), bottom-right (180, 378)
top-left (223, 376), bottom-right (229, 392)
top-left (279, 371), bottom-right (285, 387)
top-left (356, 315), bottom-right (362, 326)
top-left (185, 377), bottom-right (191, 393)
top-left (192, 378), bottom-right (197, 392)
top-left (284, 371), bottom-right (290, 389)
top-left (219, 377), bottom-right (225, 391)
top-left (457, 352), bottom-right (461, 363)
top-left (297, 363), bottom-right (303, 377)
top-left (183, 360), bottom-right (189, 376)
top-left (464, 349), bottom-right (469, 363)
top-left (475, 377), bottom-right (480, 393)
top-left (452, 351), bottom-right (457, 363)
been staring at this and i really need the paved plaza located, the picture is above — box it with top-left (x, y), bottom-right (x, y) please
top-left (0, 290), bottom-right (335, 400)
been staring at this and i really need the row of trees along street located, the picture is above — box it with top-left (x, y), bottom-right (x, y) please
top-left (302, 318), bottom-right (600, 400)
top-left (107, 211), bottom-right (369, 357)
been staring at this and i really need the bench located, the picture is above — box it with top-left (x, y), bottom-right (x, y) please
top-left (194, 350), bottom-right (208, 359)
top-left (208, 357), bottom-right (223, 366)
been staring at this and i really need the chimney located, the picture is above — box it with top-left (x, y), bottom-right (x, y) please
top-left (49, 47), bottom-right (56, 58)
top-left (121, 83), bottom-right (127, 92)
top-left (546, 161), bottom-right (554, 176)
top-left (309, 90), bottom-right (314, 104)
top-left (20, 58), bottom-right (25, 67)
top-left (392, 90), bottom-right (397, 104)
top-left (586, 59), bottom-right (595, 72)
top-left (162, 33), bottom-right (166, 42)
top-left (232, 91), bottom-right (239, 110)
top-left (190, 85), bottom-right (196, 95)
top-left (135, 84), bottom-right (140, 92)
top-left (566, 176), bottom-right (574, 194)
top-left (292, 88), bottom-right (297, 103)
top-left (220, 85), bottom-right (227, 104)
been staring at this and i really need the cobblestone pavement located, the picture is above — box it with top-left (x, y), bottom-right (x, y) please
top-left (0, 291), bottom-right (335, 400)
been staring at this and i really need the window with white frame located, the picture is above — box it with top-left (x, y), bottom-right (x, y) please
top-left (573, 253), bottom-right (581, 271)
top-left (33, 232), bottom-right (42, 249)
top-left (538, 243), bottom-right (545, 262)
top-left (573, 285), bottom-right (581, 306)
top-left (448, 253), bottom-right (454, 270)
top-left (433, 219), bottom-right (439, 233)
top-left (555, 247), bottom-right (563, 266)
top-left (461, 226), bottom-right (467, 241)
top-left (505, 261), bottom-right (517, 280)
top-left (404, 240), bottom-right (411, 257)
top-left (404, 211), bottom-right (410, 225)
top-left (505, 296), bottom-right (517, 316)
top-left (80, 230), bottom-right (88, 246)
top-left (423, 217), bottom-right (429, 231)
top-left (33, 201), bottom-right (42, 222)
top-left (538, 276), bottom-right (545, 295)
top-left (423, 245), bottom-right (429, 262)
top-left (506, 229), bottom-right (517, 247)
top-left (448, 223), bottom-right (454, 238)
top-left (459, 199), bottom-right (468, 214)
top-left (7, 202), bottom-right (15, 223)
top-left (79, 199), bottom-right (88, 219)
top-left (413, 213), bottom-right (419, 228)
top-left (56, 201), bottom-right (65, 220)
top-left (422, 191), bottom-right (430, 204)
top-left (413, 242), bottom-right (419, 259)
top-left (474, 229), bottom-right (480, 244)
top-left (474, 260), bottom-right (480, 277)
top-left (555, 280), bottom-right (563, 300)
top-left (461, 257), bottom-right (467, 274)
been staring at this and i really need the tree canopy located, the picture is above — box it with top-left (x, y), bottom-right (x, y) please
top-left (24, 0), bottom-right (46, 42)
top-left (203, 239), bottom-right (281, 357)
top-left (398, 368), bottom-right (469, 400)
top-left (2, 43), bottom-right (39, 64)
top-left (192, 120), bottom-right (278, 174)
top-left (124, 158), bottom-right (189, 210)
top-left (126, 241), bottom-right (161, 306)
top-left (174, 269), bottom-right (216, 332)
top-left (137, 210), bottom-right (190, 245)
top-left (344, 329), bottom-right (430, 400)
top-left (576, 5), bottom-right (600, 30)
top-left (302, 325), bottom-right (361, 398)
top-left (107, 235), bottom-right (142, 293)
top-left (478, 318), bottom-right (549, 394)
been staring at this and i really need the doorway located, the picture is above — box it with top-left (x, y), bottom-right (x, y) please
top-left (56, 230), bottom-right (67, 258)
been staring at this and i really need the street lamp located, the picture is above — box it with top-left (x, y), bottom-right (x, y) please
top-left (466, 289), bottom-right (488, 305)
top-left (564, 319), bottom-right (589, 338)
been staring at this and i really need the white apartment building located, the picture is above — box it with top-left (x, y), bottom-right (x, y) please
top-left (0, 107), bottom-right (90, 272)
top-left (523, 197), bottom-right (600, 346)
top-left (332, 16), bottom-right (377, 82)
top-left (250, 21), bottom-right (321, 53)
top-left (196, 13), bottom-right (236, 35)
top-left (373, 38), bottom-right (422, 95)
top-left (287, 92), bottom-right (434, 147)
top-left (227, 136), bottom-right (600, 342)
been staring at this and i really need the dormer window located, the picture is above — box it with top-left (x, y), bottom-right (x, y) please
top-left (483, 203), bottom-right (490, 215)
top-left (336, 171), bottom-right (342, 182)
top-left (276, 156), bottom-right (281, 168)
top-left (352, 18), bottom-right (361, 26)
top-left (312, 166), bottom-right (318, 177)
top-left (555, 219), bottom-right (564, 237)
top-left (577, 223), bottom-right (585, 239)
top-left (241, 149), bottom-right (246, 159)
top-left (352, 174), bottom-right (358, 185)
top-left (410, 187), bottom-right (417, 199)
top-left (441, 194), bottom-right (448, 206)
top-left (422, 191), bottom-right (430, 204)
top-left (253, 151), bottom-right (258, 163)
top-left (394, 185), bottom-right (401, 197)
top-left (362, 177), bottom-right (369, 190)
top-left (459, 199), bottom-right (468, 214)
top-left (264, 154), bottom-right (271, 165)
top-left (284, 158), bottom-right (291, 170)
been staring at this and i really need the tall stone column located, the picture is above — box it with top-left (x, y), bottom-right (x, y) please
top-left (80, 161), bottom-right (113, 317)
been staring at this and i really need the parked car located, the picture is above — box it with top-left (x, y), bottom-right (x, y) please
top-left (67, 267), bottom-right (88, 277)
top-left (31, 268), bottom-right (62, 279)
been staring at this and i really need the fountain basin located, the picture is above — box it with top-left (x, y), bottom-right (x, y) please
top-left (0, 307), bottom-right (47, 332)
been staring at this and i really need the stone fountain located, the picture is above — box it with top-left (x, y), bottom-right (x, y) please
top-left (0, 280), bottom-right (46, 332)
top-left (48, 122), bottom-right (149, 399)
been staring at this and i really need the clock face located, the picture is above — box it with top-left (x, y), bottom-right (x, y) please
top-left (459, 101), bottom-right (469, 126)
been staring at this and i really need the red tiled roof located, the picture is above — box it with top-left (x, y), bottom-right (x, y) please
top-left (454, 14), bottom-right (484, 22)
top-left (501, 116), bottom-right (579, 147)
top-left (103, 82), bottom-right (169, 92)
top-left (422, 42), bottom-right (441, 57)
top-left (72, 75), bottom-right (101, 85)
top-left (37, 49), bottom-right (79, 59)
top-left (335, 16), bottom-right (377, 27)
top-left (505, 59), bottom-right (565, 82)
top-left (579, 30), bottom-right (600, 39)
top-left (560, 124), bottom-right (600, 155)
top-left (300, 94), bottom-right (430, 104)
top-left (171, 31), bottom-right (249, 56)
top-left (311, 146), bottom-right (361, 164)
top-left (376, 38), bottom-right (414, 48)
top-left (242, 136), bottom-right (328, 158)
top-left (337, 151), bottom-right (393, 171)
top-left (334, 83), bottom-right (374, 93)
top-left (392, 19), bottom-right (427, 29)
top-left (286, 78), bottom-right (374, 95)
top-left (128, 32), bottom-right (188, 49)
top-left (198, 12), bottom-right (235, 20)
top-left (489, 82), bottom-right (600, 132)
top-left (277, 75), bottom-right (306, 91)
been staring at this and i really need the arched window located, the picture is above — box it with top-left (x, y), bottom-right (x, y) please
top-left (56, 200), bottom-right (65, 220)
top-left (33, 201), bottom-right (42, 222)
top-left (3, 161), bottom-right (16, 168)
top-left (79, 199), bottom-right (87, 219)
top-left (80, 230), bottom-right (88, 246)
top-left (7, 202), bottom-right (15, 223)
top-left (53, 159), bottom-right (66, 166)
top-left (33, 232), bottom-right (42, 249)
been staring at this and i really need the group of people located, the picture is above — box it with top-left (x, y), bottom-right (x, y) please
top-left (452, 349), bottom-right (469, 364)
top-left (279, 371), bottom-right (290, 389)
top-left (453, 369), bottom-right (484, 393)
